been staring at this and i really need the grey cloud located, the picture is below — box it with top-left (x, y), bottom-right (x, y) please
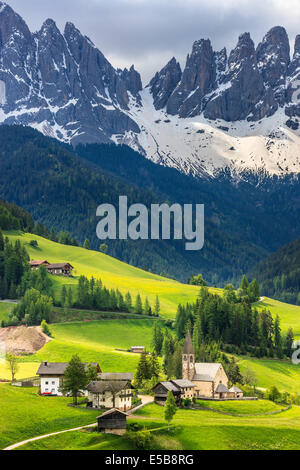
top-left (4, 0), bottom-right (300, 83)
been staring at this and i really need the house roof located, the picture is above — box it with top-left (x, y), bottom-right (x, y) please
top-left (229, 385), bottom-right (243, 393)
top-left (47, 263), bottom-right (74, 269)
top-left (193, 363), bottom-right (222, 382)
top-left (215, 383), bottom-right (229, 393)
top-left (97, 408), bottom-right (128, 419)
top-left (29, 260), bottom-right (49, 266)
top-left (99, 373), bottom-right (133, 381)
top-left (87, 380), bottom-right (131, 394)
top-left (131, 346), bottom-right (145, 349)
top-left (183, 330), bottom-right (194, 355)
top-left (155, 381), bottom-right (181, 392)
top-left (171, 379), bottom-right (195, 389)
top-left (37, 362), bottom-right (99, 375)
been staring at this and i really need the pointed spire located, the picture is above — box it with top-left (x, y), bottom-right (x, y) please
top-left (183, 330), bottom-right (194, 355)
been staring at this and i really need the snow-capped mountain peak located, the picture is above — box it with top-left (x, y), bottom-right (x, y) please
top-left (1, 3), bottom-right (300, 178)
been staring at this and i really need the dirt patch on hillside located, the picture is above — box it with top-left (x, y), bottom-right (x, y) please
top-left (0, 326), bottom-right (51, 356)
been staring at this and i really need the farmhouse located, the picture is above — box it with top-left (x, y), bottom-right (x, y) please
top-left (37, 361), bottom-right (101, 396)
top-left (87, 380), bottom-right (134, 411)
top-left (29, 260), bottom-right (74, 276)
top-left (97, 408), bottom-right (128, 435)
top-left (182, 331), bottom-right (230, 399)
top-left (46, 263), bottom-right (74, 277)
top-left (29, 260), bottom-right (50, 269)
top-left (152, 381), bottom-right (183, 405)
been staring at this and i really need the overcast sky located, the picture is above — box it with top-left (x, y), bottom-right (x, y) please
top-left (4, 0), bottom-right (300, 83)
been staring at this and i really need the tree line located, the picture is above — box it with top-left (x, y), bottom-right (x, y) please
top-left (175, 284), bottom-right (294, 360)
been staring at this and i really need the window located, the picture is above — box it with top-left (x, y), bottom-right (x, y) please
top-left (45, 381), bottom-right (49, 385)
top-left (52, 381), bottom-right (55, 385)
top-left (184, 355), bottom-right (187, 361)
top-left (190, 356), bottom-right (193, 363)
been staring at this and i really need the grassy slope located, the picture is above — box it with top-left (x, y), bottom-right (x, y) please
top-left (254, 297), bottom-right (300, 335)
top-left (5, 231), bottom-right (209, 319)
top-left (1, 319), bottom-right (300, 394)
top-left (0, 384), bottom-right (99, 450)
top-left (2, 231), bottom-right (300, 393)
top-left (17, 402), bottom-right (300, 451)
top-left (238, 356), bottom-right (300, 392)
top-left (0, 319), bottom-right (159, 380)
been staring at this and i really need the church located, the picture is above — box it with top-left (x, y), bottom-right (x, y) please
top-left (182, 331), bottom-right (232, 399)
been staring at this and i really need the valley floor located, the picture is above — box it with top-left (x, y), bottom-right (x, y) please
top-left (2, 395), bottom-right (300, 451)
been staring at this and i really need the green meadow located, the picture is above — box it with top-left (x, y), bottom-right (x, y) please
top-left (0, 319), bottom-right (158, 380)
top-left (5, 231), bottom-right (210, 319)
top-left (238, 356), bottom-right (300, 392)
top-left (0, 384), bottom-right (99, 450)
top-left (16, 402), bottom-right (300, 451)
top-left (254, 297), bottom-right (300, 334)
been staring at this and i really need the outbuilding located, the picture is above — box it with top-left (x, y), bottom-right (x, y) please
top-left (97, 408), bottom-right (128, 435)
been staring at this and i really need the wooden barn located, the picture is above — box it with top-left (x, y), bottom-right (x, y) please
top-left (46, 263), bottom-right (74, 277)
top-left (152, 381), bottom-right (182, 405)
top-left (97, 408), bottom-right (128, 435)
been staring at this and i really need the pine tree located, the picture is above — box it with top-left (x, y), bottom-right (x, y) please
top-left (274, 315), bottom-right (283, 358)
top-left (151, 322), bottom-right (164, 356)
top-left (148, 353), bottom-right (161, 378)
top-left (165, 391), bottom-right (177, 431)
top-left (135, 350), bottom-right (151, 386)
top-left (83, 239), bottom-right (90, 250)
top-left (125, 292), bottom-right (132, 312)
top-left (248, 279), bottom-right (260, 302)
top-left (154, 295), bottom-right (160, 317)
top-left (134, 293), bottom-right (143, 315)
top-left (240, 275), bottom-right (249, 297)
top-left (144, 297), bottom-right (151, 316)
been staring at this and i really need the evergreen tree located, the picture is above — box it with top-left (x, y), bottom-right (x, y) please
top-left (135, 350), bottom-right (152, 386)
top-left (125, 292), bottom-right (132, 312)
top-left (151, 322), bottom-right (164, 356)
top-left (165, 391), bottom-right (177, 431)
top-left (154, 296), bottom-right (160, 317)
top-left (134, 293), bottom-right (143, 315)
top-left (83, 238), bottom-right (90, 250)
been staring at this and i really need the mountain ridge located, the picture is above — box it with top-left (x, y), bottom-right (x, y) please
top-left (1, 2), bottom-right (300, 177)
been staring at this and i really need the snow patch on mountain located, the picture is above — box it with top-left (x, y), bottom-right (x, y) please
top-left (118, 88), bottom-right (300, 177)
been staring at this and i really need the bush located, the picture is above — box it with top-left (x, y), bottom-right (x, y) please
top-left (127, 430), bottom-right (153, 450)
top-left (29, 240), bottom-right (38, 248)
top-left (41, 320), bottom-right (52, 337)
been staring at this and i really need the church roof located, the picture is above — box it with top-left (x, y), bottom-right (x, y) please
top-left (193, 363), bottom-right (222, 382)
top-left (183, 330), bottom-right (194, 354)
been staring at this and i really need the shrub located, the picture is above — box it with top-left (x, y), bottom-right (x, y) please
top-left (29, 240), bottom-right (38, 248)
top-left (127, 430), bottom-right (153, 450)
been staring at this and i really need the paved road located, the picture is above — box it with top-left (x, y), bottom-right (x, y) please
top-left (0, 300), bottom-right (19, 304)
top-left (3, 395), bottom-right (154, 451)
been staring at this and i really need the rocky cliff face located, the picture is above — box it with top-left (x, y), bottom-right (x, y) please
top-left (0, 2), bottom-right (141, 144)
top-left (2, 1), bottom-right (300, 177)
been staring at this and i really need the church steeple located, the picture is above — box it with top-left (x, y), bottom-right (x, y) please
top-left (182, 330), bottom-right (195, 381)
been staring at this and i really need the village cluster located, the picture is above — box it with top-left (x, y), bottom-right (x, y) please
top-left (29, 332), bottom-right (245, 434)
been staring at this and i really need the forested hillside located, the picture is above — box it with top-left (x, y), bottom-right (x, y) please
top-left (0, 125), bottom-right (271, 284)
top-left (249, 238), bottom-right (300, 305)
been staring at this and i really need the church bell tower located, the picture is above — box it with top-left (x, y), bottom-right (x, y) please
top-left (182, 330), bottom-right (195, 381)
